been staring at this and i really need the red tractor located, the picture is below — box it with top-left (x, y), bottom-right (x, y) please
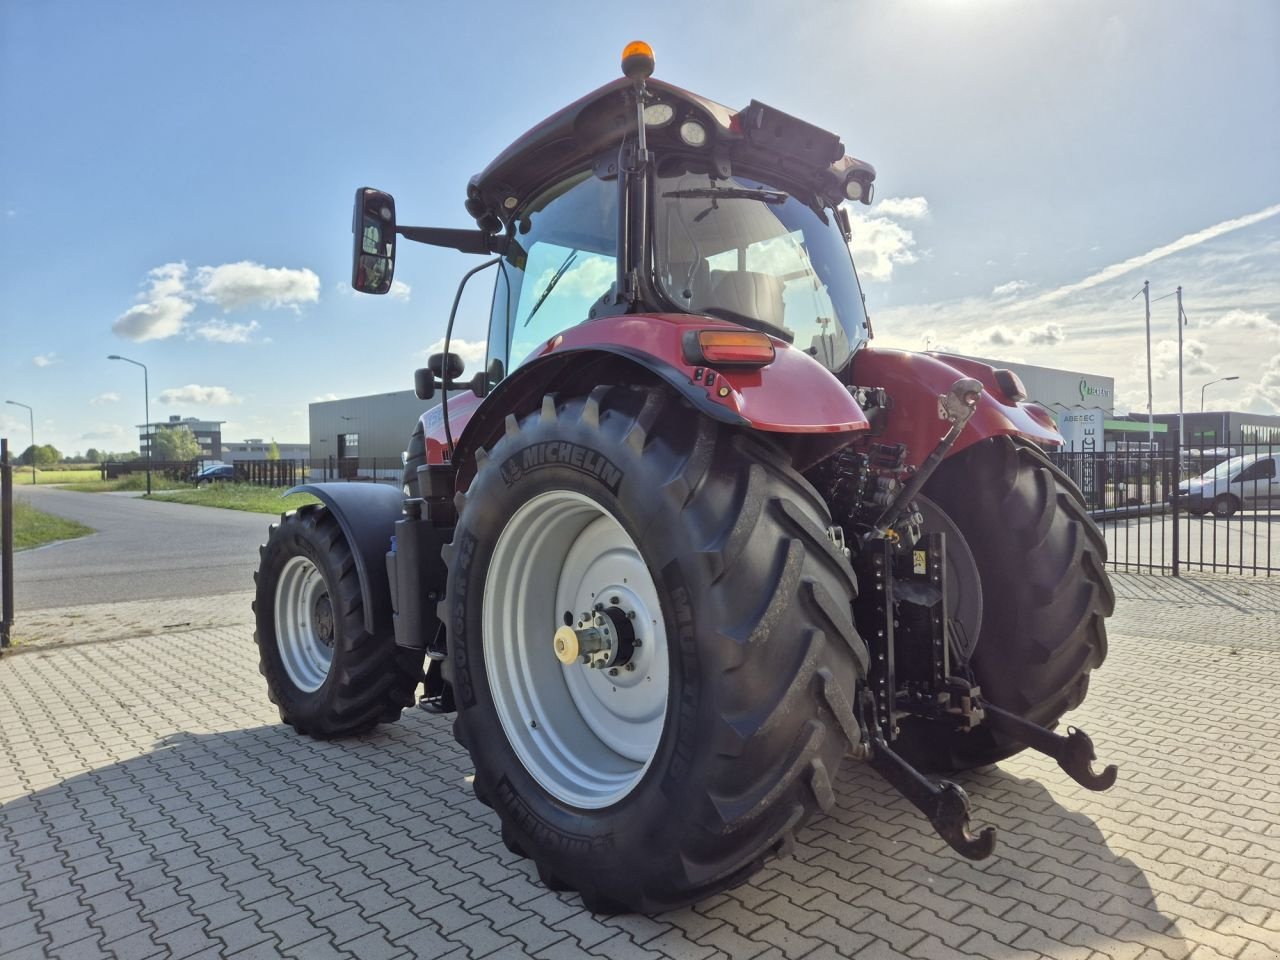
top-left (254, 43), bottom-right (1115, 913)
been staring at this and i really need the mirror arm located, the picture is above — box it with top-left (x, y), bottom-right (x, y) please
top-left (397, 225), bottom-right (508, 255)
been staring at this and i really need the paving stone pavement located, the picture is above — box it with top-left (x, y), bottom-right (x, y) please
top-left (2, 575), bottom-right (1278, 960)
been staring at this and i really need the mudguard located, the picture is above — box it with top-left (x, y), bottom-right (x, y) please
top-left (283, 482), bottom-right (403, 636)
top-left (852, 347), bottom-right (1062, 469)
top-left (431, 312), bottom-right (871, 476)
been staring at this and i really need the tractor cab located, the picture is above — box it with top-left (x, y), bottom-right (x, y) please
top-left (354, 42), bottom-right (877, 388)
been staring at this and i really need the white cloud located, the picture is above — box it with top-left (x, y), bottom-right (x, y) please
top-left (389, 280), bottom-right (411, 301)
top-left (1242, 355), bottom-right (1280, 413)
top-left (847, 213), bottom-right (920, 282)
top-left (992, 279), bottom-right (1032, 298)
top-left (987, 328), bottom-right (1016, 347)
top-left (1025, 322), bottom-right (1064, 346)
top-left (113, 296), bottom-right (194, 342)
top-left (193, 319), bottom-right (261, 343)
top-left (112, 262), bottom-right (196, 341)
top-left (1202, 308), bottom-right (1280, 339)
top-left (1034, 203), bottom-right (1280, 304)
top-left (873, 196), bottom-right (929, 219)
top-left (311, 393), bottom-right (341, 403)
top-left (425, 337), bottom-right (488, 369)
top-left (158, 384), bottom-right (241, 406)
top-left (32, 353), bottom-right (58, 367)
top-left (194, 261), bottom-right (320, 311)
top-left (90, 392), bottom-right (120, 405)
top-left (113, 259), bottom-right (320, 341)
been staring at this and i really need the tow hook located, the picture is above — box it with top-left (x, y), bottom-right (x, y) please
top-left (981, 701), bottom-right (1118, 791)
top-left (857, 690), bottom-right (997, 860)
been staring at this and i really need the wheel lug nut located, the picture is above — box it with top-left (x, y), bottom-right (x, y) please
top-left (608, 667), bottom-right (619, 677)
top-left (625, 663), bottom-right (636, 672)
top-left (610, 596), bottom-right (620, 605)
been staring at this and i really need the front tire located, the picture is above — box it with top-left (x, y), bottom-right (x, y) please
top-left (1212, 494), bottom-right (1238, 517)
top-left (254, 505), bottom-right (423, 737)
top-left (894, 437), bottom-right (1114, 772)
top-left (443, 386), bottom-right (868, 913)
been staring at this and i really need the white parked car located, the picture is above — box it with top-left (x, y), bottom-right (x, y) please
top-left (1176, 452), bottom-right (1279, 516)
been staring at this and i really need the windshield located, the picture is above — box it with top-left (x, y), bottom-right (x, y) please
top-left (652, 162), bottom-right (868, 371)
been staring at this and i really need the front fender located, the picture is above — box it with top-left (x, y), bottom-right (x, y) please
top-left (852, 347), bottom-right (1062, 469)
top-left (284, 482), bottom-right (403, 636)
top-left (448, 313), bottom-right (870, 485)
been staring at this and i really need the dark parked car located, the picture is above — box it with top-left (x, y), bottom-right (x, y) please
top-left (191, 463), bottom-right (235, 484)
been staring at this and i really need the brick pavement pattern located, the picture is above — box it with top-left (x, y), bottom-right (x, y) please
top-left (2, 574), bottom-right (1278, 959)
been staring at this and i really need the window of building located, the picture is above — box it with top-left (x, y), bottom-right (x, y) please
top-left (338, 433), bottom-right (359, 459)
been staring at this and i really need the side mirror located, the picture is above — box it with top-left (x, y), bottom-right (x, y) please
top-left (428, 352), bottom-right (465, 383)
top-left (414, 367), bottom-right (435, 401)
top-left (351, 187), bottom-right (397, 294)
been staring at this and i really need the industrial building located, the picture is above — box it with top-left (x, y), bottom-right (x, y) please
top-left (308, 390), bottom-right (436, 480)
top-left (138, 415), bottom-right (225, 460)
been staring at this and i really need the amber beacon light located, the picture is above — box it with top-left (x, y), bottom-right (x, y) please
top-left (621, 41), bottom-right (655, 81)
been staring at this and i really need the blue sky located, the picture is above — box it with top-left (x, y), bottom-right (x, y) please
top-left (2, 0), bottom-right (1277, 456)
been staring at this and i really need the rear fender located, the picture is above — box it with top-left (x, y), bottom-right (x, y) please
top-left (444, 313), bottom-right (870, 487)
top-left (284, 482), bottom-right (403, 636)
top-left (852, 347), bottom-right (1062, 469)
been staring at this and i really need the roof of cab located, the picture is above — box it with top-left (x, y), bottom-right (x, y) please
top-left (464, 77), bottom-right (875, 232)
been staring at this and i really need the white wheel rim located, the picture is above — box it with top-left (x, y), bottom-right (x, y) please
top-left (483, 490), bottom-right (669, 809)
top-left (274, 556), bottom-right (335, 693)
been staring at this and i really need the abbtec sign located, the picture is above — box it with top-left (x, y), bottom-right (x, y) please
top-left (1058, 408), bottom-right (1105, 453)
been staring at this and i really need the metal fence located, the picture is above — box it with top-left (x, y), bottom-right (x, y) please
top-left (307, 457), bottom-right (403, 485)
top-left (1050, 442), bottom-right (1278, 576)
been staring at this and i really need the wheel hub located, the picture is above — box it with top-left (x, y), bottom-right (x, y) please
top-left (312, 594), bottom-right (335, 646)
top-left (483, 489), bottom-right (669, 809)
top-left (553, 605), bottom-right (637, 670)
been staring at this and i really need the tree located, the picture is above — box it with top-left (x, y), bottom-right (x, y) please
top-left (266, 440), bottom-right (281, 461)
top-left (19, 444), bottom-right (60, 467)
top-left (153, 425), bottom-right (202, 462)
top-left (85, 447), bottom-right (100, 463)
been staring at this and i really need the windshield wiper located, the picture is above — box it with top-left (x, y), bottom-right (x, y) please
top-left (662, 187), bottom-right (789, 204)
top-left (523, 249), bottom-right (578, 327)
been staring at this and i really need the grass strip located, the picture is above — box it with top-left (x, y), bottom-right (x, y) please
top-left (13, 500), bottom-right (95, 550)
top-left (147, 484), bottom-right (321, 515)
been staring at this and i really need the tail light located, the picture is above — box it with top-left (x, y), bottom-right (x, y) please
top-left (683, 329), bottom-right (776, 367)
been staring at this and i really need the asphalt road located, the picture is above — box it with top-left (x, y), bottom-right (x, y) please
top-left (8, 486), bottom-right (274, 609)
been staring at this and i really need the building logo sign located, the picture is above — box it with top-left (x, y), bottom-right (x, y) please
top-left (1079, 378), bottom-right (1111, 401)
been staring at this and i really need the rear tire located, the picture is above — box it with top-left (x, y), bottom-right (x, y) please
top-left (443, 386), bottom-right (868, 913)
top-left (894, 437), bottom-right (1114, 772)
top-left (254, 504), bottom-right (423, 737)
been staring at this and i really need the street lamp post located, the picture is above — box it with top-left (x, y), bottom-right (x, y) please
top-left (1200, 376), bottom-right (1239, 447)
top-left (3, 400), bottom-right (35, 483)
top-left (107, 354), bottom-right (151, 496)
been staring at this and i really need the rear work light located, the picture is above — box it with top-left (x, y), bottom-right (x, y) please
top-left (683, 329), bottom-right (776, 367)
top-left (994, 368), bottom-right (1027, 402)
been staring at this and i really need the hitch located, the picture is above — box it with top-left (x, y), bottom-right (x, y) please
top-left (858, 692), bottom-right (996, 860)
top-left (981, 702), bottom-right (1118, 791)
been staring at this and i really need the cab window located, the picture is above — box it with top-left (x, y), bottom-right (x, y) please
top-left (488, 170), bottom-right (618, 370)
